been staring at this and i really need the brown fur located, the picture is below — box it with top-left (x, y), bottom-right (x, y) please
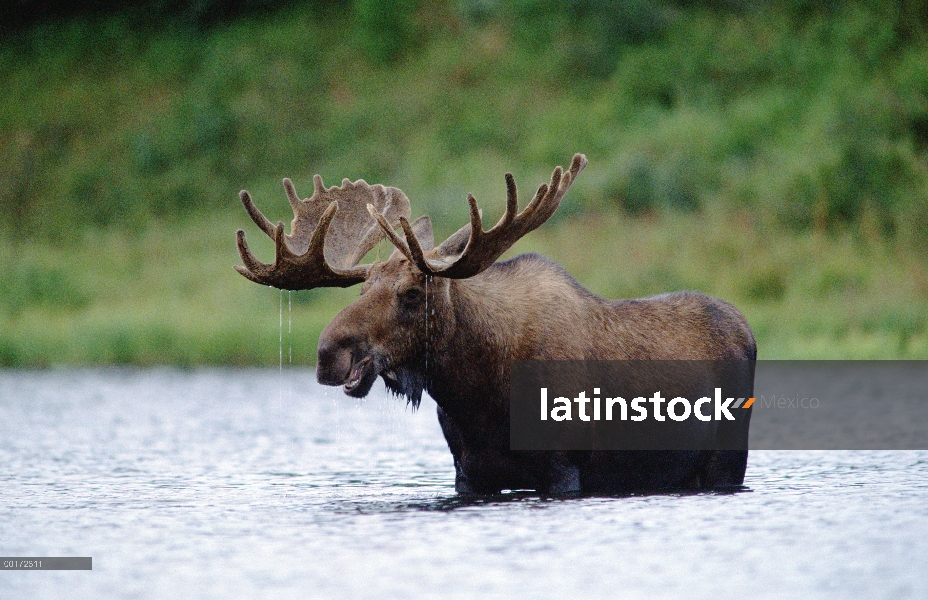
top-left (317, 252), bottom-right (756, 495)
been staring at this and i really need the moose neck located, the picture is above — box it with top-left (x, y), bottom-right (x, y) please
top-left (418, 273), bottom-right (515, 445)
top-left (421, 255), bottom-right (602, 441)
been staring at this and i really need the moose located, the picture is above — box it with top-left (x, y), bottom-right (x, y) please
top-left (234, 154), bottom-right (756, 494)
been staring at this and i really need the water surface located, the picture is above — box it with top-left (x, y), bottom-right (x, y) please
top-left (1, 369), bottom-right (926, 598)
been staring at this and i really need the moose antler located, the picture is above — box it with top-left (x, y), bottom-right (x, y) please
top-left (235, 176), bottom-right (410, 289)
top-left (369, 153), bottom-right (587, 279)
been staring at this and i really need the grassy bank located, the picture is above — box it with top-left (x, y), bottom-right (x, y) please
top-left (1, 208), bottom-right (926, 367)
top-left (1, 1), bottom-right (926, 365)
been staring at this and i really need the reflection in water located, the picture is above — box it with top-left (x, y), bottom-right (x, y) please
top-left (0, 369), bottom-right (926, 599)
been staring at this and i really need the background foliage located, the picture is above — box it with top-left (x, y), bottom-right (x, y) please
top-left (1, 0), bottom-right (927, 365)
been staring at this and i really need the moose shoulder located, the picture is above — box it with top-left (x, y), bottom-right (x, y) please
top-left (234, 154), bottom-right (757, 495)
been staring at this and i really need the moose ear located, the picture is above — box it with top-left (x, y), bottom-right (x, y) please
top-left (389, 215), bottom-right (434, 261)
top-left (434, 220), bottom-right (472, 261)
top-left (408, 215), bottom-right (434, 251)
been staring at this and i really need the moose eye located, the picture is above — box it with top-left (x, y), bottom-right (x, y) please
top-left (400, 287), bottom-right (424, 304)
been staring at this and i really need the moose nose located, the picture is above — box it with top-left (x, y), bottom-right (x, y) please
top-left (316, 339), bottom-right (354, 386)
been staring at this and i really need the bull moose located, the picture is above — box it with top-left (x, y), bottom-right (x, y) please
top-left (234, 154), bottom-right (757, 494)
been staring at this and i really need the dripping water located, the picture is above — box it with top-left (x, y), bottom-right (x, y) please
top-left (279, 288), bottom-right (283, 406)
top-left (424, 275), bottom-right (430, 394)
top-left (288, 291), bottom-right (292, 367)
top-left (288, 290), bottom-right (293, 405)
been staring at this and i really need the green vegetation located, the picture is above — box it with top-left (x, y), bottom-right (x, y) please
top-left (1, 1), bottom-right (927, 366)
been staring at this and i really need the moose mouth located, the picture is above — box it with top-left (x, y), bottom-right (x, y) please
top-left (343, 356), bottom-right (378, 397)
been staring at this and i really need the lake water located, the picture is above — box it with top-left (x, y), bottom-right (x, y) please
top-left (1, 369), bottom-right (926, 599)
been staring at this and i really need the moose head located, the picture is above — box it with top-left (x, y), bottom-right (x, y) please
top-left (236, 155), bottom-right (587, 406)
